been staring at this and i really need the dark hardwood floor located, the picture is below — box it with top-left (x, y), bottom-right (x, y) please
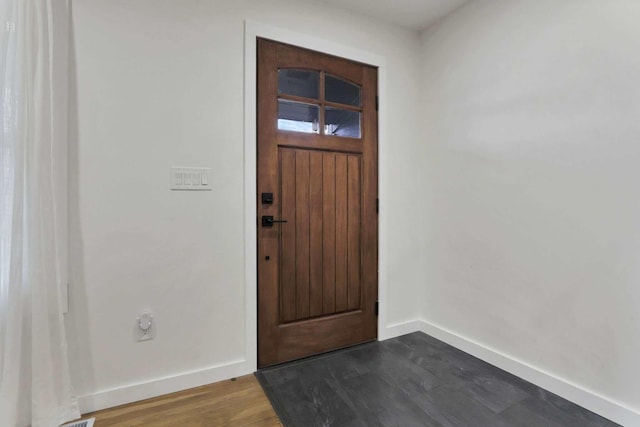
top-left (256, 332), bottom-right (619, 427)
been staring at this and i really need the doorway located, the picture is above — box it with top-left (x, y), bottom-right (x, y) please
top-left (257, 39), bottom-right (379, 367)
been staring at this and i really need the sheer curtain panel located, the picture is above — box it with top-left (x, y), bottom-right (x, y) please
top-left (0, 0), bottom-right (80, 426)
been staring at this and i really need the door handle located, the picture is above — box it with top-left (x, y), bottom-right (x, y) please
top-left (261, 215), bottom-right (288, 227)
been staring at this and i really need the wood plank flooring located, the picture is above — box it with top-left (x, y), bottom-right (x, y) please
top-left (84, 375), bottom-right (281, 426)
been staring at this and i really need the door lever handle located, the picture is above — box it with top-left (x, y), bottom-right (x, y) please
top-left (261, 215), bottom-right (288, 227)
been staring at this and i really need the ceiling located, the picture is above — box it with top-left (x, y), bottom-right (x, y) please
top-left (314, 0), bottom-right (471, 32)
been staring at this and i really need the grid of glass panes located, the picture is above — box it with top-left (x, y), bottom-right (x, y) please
top-left (277, 69), bottom-right (362, 138)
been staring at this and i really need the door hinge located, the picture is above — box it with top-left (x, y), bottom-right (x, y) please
top-left (375, 95), bottom-right (379, 111)
top-left (376, 198), bottom-right (379, 213)
top-left (375, 301), bottom-right (379, 316)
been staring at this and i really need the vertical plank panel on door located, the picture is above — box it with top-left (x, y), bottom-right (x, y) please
top-left (295, 151), bottom-right (310, 320)
top-left (309, 152), bottom-right (324, 317)
top-left (347, 156), bottom-right (361, 310)
top-left (322, 153), bottom-right (336, 314)
top-left (280, 149), bottom-right (297, 322)
top-left (335, 154), bottom-right (348, 313)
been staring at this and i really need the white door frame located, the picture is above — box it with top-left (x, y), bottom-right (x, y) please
top-left (243, 20), bottom-right (390, 371)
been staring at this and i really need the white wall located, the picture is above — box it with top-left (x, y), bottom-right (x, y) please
top-left (67, 0), bottom-right (423, 411)
top-left (420, 0), bottom-right (640, 418)
top-left (69, 0), bottom-right (640, 420)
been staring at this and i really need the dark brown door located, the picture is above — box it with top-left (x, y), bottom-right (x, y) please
top-left (257, 39), bottom-right (378, 367)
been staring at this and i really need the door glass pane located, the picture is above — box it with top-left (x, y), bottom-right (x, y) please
top-left (278, 100), bottom-right (319, 133)
top-left (325, 75), bottom-right (361, 107)
top-left (278, 69), bottom-right (320, 99)
top-left (324, 107), bottom-right (361, 138)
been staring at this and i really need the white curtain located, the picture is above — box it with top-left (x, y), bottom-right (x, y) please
top-left (0, 0), bottom-right (80, 426)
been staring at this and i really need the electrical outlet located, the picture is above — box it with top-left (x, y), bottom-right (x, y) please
top-left (136, 313), bottom-right (155, 342)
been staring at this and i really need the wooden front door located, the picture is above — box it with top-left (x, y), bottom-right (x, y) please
top-left (257, 39), bottom-right (378, 367)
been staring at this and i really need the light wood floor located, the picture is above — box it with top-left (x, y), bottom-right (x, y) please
top-left (84, 375), bottom-right (281, 426)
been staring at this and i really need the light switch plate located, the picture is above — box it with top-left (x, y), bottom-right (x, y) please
top-left (170, 167), bottom-right (212, 191)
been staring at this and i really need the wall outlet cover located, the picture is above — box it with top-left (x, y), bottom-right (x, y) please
top-left (136, 313), bottom-right (155, 342)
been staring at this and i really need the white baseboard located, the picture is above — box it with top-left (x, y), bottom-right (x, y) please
top-left (78, 359), bottom-right (252, 414)
top-left (381, 319), bottom-right (425, 341)
top-left (79, 321), bottom-right (640, 426)
top-left (407, 319), bottom-right (639, 427)
top-left (78, 318), bottom-right (423, 414)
